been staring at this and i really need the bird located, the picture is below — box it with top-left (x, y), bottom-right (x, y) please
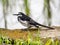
top-left (13, 12), bottom-right (54, 29)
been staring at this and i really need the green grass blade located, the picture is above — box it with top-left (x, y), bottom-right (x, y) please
top-left (45, 39), bottom-right (52, 45)
top-left (24, 0), bottom-right (30, 16)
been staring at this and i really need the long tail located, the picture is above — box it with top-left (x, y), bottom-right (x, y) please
top-left (36, 23), bottom-right (54, 29)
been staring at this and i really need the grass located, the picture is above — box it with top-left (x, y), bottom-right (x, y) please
top-left (2, 0), bottom-right (9, 29)
top-left (24, 0), bottom-right (30, 16)
top-left (43, 0), bottom-right (52, 26)
top-left (0, 35), bottom-right (60, 45)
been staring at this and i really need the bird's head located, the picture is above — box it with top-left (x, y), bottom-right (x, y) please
top-left (13, 12), bottom-right (24, 16)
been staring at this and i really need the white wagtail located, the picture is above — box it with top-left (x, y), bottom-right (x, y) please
top-left (13, 12), bottom-right (54, 29)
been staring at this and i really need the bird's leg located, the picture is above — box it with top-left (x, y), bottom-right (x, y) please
top-left (35, 25), bottom-right (41, 30)
top-left (27, 26), bottom-right (31, 31)
top-left (27, 23), bottom-right (31, 30)
top-left (38, 27), bottom-right (41, 30)
top-left (34, 25), bottom-right (39, 29)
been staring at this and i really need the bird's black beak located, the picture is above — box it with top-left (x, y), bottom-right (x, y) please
top-left (13, 14), bottom-right (19, 16)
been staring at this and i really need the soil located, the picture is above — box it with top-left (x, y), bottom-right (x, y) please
top-left (0, 26), bottom-right (60, 39)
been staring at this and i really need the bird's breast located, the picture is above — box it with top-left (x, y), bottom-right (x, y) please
top-left (18, 18), bottom-right (28, 27)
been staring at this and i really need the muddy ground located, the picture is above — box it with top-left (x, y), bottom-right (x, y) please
top-left (0, 26), bottom-right (60, 40)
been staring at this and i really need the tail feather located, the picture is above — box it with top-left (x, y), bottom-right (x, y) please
top-left (36, 23), bottom-right (54, 29)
